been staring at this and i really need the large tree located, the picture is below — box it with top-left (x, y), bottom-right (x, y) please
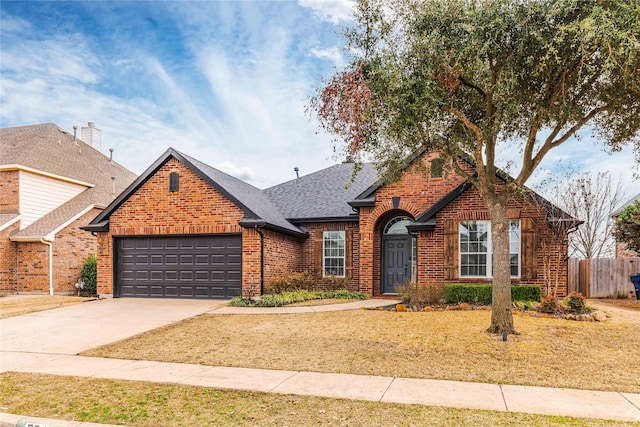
top-left (312, 0), bottom-right (640, 333)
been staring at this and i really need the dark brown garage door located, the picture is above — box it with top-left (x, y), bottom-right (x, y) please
top-left (115, 235), bottom-right (242, 299)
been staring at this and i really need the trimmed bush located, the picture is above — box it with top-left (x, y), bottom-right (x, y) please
top-left (444, 284), bottom-right (542, 304)
top-left (265, 272), bottom-right (315, 294)
top-left (80, 253), bottom-right (97, 295)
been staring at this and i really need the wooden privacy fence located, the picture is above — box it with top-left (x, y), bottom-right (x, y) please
top-left (568, 257), bottom-right (640, 298)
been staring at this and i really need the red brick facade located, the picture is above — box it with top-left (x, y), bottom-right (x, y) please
top-left (0, 170), bottom-right (20, 212)
top-left (94, 153), bottom-right (568, 298)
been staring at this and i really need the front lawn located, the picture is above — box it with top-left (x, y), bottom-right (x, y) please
top-left (0, 295), bottom-right (94, 319)
top-left (82, 303), bottom-right (640, 393)
top-left (0, 373), bottom-right (634, 427)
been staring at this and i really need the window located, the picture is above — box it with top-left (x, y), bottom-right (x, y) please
top-left (430, 158), bottom-right (443, 178)
top-left (323, 231), bottom-right (345, 277)
top-left (169, 172), bottom-right (179, 192)
top-left (459, 220), bottom-right (520, 278)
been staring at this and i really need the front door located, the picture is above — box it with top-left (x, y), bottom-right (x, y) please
top-left (382, 236), bottom-right (412, 294)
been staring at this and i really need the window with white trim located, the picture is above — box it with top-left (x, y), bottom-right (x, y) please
top-left (459, 220), bottom-right (520, 278)
top-left (323, 231), bottom-right (345, 277)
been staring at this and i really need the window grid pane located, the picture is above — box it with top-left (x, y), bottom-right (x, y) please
top-left (323, 230), bottom-right (346, 277)
top-left (459, 221), bottom-right (490, 278)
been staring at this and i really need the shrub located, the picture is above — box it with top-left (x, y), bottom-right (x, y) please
top-left (321, 275), bottom-right (352, 291)
top-left (229, 297), bottom-right (251, 307)
top-left (323, 289), bottom-right (368, 300)
top-left (512, 285), bottom-right (542, 302)
top-left (80, 253), bottom-right (97, 295)
top-left (444, 284), bottom-right (542, 304)
top-left (444, 284), bottom-right (492, 304)
top-left (538, 294), bottom-right (562, 314)
top-left (396, 281), bottom-right (445, 309)
top-left (229, 289), bottom-right (368, 308)
top-left (565, 292), bottom-right (592, 314)
top-left (265, 272), bottom-right (315, 294)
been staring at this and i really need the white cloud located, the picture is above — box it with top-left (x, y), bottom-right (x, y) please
top-left (215, 160), bottom-right (256, 182)
top-left (310, 47), bottom-right (345, 68)
top-left (298, 0), bottom-right (355, 24)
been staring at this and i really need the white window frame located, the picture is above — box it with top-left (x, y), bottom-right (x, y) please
top-left (323, 230), bottom-right (346, 277)
top-left (458, 220), bottom-right (521, 278)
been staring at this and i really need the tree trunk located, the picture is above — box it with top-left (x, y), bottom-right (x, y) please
top-left (487, 201), bottom-right (518, 334)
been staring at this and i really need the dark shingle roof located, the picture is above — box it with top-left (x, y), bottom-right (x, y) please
top-left (178, 151), bottom-right (304, 235)
top-left (264, 163), bottom-right (379, 220)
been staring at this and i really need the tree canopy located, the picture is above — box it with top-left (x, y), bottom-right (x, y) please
top-left (614, 200), bottom-right (640, 253)
top-left (312, 0), bottom-right (640, 334)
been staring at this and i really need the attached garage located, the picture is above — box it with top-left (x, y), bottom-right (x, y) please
top-left (115, 235), bottom-right (242, 299)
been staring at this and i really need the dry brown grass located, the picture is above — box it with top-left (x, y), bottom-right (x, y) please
top-left (0, 295), bottom-right (94, 319)
top-left (1, 372), bottom-right (635, 427)
top-left (594, 298), bottom-right (640, 312)
top-left (83, 305), bottom-right (640, 393)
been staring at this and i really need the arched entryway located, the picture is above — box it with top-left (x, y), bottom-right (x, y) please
top-left (381, 215), bottom-right (416, 294)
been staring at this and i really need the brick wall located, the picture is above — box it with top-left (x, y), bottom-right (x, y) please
top-left (10, 209), bottom-right (100, 294)
top-left (262, 229), bottom-right (303, 289)
top-left (97, 157), bottom-right (252, 296)
top-left (298, 222), bottom-right (360, 292)
top-left (0, 223), bottom-right (19, 293)
top-left (51, 208), bottom-right (100, 293)
top-left (15, 242), bottom-right (49, 293)
top-left (0, 170), bottom-right (19, 212)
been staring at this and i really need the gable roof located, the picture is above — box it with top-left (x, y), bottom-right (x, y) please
top-left (1, 123), bottom-right (137, 239)
top-left (85, 148), bottom-right (306, 237)
top-left (264, 162), bottom-right (379, 221)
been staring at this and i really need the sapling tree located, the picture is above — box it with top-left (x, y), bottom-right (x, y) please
top-left (311, 0), bottom-right (640, 333)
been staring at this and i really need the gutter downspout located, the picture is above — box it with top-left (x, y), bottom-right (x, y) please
top-left (40, 238), bottom-right (53, 295)
top-left (255, 226), bottom-right (265, 296)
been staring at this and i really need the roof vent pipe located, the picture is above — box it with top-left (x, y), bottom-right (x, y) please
top-left (109, 148), bottom-right (114, 164)
top-left (294, 167), bottom-right (299, 179)
top-left (73, 126), bottom-right (77, 140)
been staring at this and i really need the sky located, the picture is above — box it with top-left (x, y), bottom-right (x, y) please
top-left (0, 0), bottom-right (637, 196)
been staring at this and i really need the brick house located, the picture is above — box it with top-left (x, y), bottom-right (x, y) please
top-left (85, 147), bottom-right (572, 299)
top-left (0, 123), bottom-right (136, 294)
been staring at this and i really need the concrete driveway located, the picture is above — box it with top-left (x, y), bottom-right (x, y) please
top-left (0, 298), bottom-right (226, 356)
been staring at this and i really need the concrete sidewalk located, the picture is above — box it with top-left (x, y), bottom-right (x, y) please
top-left (2, 351), bottom-right (639, 423)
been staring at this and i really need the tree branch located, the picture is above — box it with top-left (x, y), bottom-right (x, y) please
top-left (458, 76), bottom-right (486, 99)
top-left (524, 105), bottom-right (609, 182)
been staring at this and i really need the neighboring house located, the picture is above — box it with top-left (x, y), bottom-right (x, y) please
top-left (0, 123), bottom-right (137, 294)
top-left (85, 147), bottom-right (572, 299)
top-left (612, 192), bottom-right (640, 259)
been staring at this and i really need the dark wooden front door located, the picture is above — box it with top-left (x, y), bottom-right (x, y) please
top-left (382, 236), bottom-right (412, 294)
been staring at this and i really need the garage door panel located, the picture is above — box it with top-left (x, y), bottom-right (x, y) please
top-left (116, 235), bottom-right (242, 299)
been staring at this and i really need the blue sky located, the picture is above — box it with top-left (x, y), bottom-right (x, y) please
top-left (1, 0), bottom-right (637, 194)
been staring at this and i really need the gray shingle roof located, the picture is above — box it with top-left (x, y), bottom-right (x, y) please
top-left (178, 151), bottom-right (304, 235)
top-left (264, 162), bottom-right (379, 220)
top-left (1, 123), bottom-right (137, 239)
